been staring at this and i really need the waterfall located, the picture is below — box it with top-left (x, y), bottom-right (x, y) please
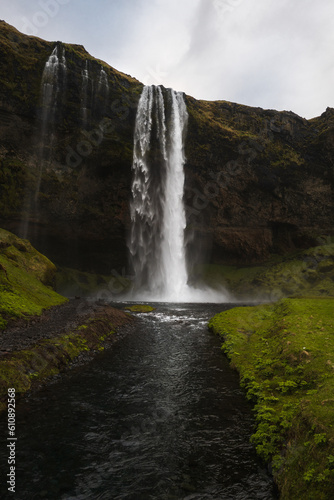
top-left (129, 85), bottom-right (228, 303)
top-left (94, 66), bottom-right (109, 118)
top-left (20, 44), bottom-right (67, 238)
top-left (36, 44), bottom-right (67, 198)
top-left (81, 60), bottom-right (89, 128)
top-left (39, 45), bottom-right (67, 153)
top-left (98, 67), bottom-right (109, 95)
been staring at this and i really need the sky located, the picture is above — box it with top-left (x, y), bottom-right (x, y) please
top-left (1, 0), bottom-right (334, 118)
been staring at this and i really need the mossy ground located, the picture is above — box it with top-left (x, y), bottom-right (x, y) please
top-left (0, 228), bottom-right (67, 329)
top-left (209, 298), bottom-right (334, 499)
top-left (202, 242), bottom-right (334, 300)
top-left (123, 304), bottom-right (155, 313)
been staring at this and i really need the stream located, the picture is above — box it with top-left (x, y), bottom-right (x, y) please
top-left (0, 302), bottom-right (277, 499)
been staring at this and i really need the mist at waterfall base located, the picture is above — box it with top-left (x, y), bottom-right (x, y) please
top-left (127, 85), bottom-right (229, 304)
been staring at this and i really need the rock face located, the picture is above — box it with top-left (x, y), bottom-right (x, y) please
top-left (0, 21), bottom-right (333, 272)
top-left (0, 21), bottom-right (142, 272)
top-left (184, 99), bottom-right (334, 263)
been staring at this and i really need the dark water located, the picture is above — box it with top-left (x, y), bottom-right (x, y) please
top-left (0, 303), bottom-right (277, 499)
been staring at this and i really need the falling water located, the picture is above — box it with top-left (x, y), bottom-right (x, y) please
top-left (81, 60), bottom-right (89, 128)
top-left (129, 85), bottom-right (228, 302)
top-left (98, 67), bottom-right (109, 95)
top-left (94, 66), bottom-right (109, 119)
top-left (20, 44), bottom-right (67, 238)
top-left (38, 44), bottom-right (67, 163)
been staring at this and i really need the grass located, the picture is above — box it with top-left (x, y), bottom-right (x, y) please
top-left (0, 228), bottom-right (67, 329)
top-left (209, 297), bottom-right (334, 499)
top-left (0, 309), bottom-right (130, 413)
top-left (201, 243), bottom-right (334, 300)
top-left (124, 304), bottom-right (155, 313)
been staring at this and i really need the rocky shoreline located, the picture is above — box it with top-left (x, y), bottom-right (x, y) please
top-left (0, 299), bottom-right (134, 413)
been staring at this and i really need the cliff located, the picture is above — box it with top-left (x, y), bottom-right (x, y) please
top-left (0, 21), bottom-right (333, 273)
top-left (185, 99), bottom-right (334, 263)
top-left (0, 21), bottom-right (142, 273)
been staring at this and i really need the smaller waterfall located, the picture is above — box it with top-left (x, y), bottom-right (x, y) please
top-left (93, 66), bottom-right (109, 118)
top-left (98, 67), bottom-right (109, 95)
top-left (129, 85), bottom-right (228, 303)
top-left (40, 45), bottom-right (67, 148)
top-left (81, 60), bottom-right (89, 128)
top-left (37, 44), bottom-right (67, 192)
top-left (20, 44), bottom-right (67, 238)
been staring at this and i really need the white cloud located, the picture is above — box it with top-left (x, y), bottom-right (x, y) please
top-left (1, 0), bottom-right (334, 117)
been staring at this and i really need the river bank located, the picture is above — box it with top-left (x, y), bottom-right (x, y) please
top-left (0, 228), bottom-right (134, 412)
top-left (0, 302), bottom-right (277, 499)
top-left (0, 299), bottom-right (134, 413)
top-left (209, 297), bottom-right (334, 499)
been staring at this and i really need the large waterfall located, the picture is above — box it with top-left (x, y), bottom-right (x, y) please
top-left (129, 85), bottom-right (227, 303)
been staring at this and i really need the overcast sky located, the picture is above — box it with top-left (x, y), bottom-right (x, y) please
top-left (2, 0), bottom-right (334, 118)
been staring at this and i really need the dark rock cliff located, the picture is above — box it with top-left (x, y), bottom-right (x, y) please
top-left (184, 98), bottom-right (334, 264)
top-left (0, 21), bottom-right (333, 272)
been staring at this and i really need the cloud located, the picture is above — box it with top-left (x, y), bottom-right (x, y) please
top-left (1, 0), bottom-right (334, 117)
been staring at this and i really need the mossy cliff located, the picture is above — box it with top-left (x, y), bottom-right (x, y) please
top-left (0, 20), bottom-right (333, 274)
top-left (209, 298), bottom-right (334, 499)
top-left (0, 226), bottom-right (133, 413)
top-left (0, 227), bottom-right (66, 330)
top-left (185, 99), bottom-right (334, 265)
top-left (202, 241), bottom-right (334, 300)
top-left (0, 20), bottom-right (142, 273)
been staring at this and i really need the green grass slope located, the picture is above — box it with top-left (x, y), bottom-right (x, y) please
top-left (209, 298), bottom-right (334, 499)
top-left (203, 242), bottom-right (334, 300)
top-left (0, 228), bottom-right (67, 329)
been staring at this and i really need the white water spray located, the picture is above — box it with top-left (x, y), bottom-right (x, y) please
top-left (36, 44), bottom-right (67, 194)
top-left (40, 45), bottom-right (67, 143)
top-left (129, 85), bottom-right (228, 303)
top-left (81, 60), bottom-right (89, 127)
top-left (98, 67), bottom-right (109, 94)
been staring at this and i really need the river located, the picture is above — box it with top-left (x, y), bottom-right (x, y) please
top-left (0, 302), bottom-right (277, 499)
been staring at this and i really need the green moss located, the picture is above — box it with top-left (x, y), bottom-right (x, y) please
top-left (209, 297), bottom-right (334, 499)
top-left (0, 158), bottom-right (28, 217)
top-left (0, 310), bottom-right (130, 411)
top-left (0, 228), bottom-right (67, 329)
top-left (201, 243), bottom-right (334, 300)
top-left (124, 304), bottom-right (155, 313)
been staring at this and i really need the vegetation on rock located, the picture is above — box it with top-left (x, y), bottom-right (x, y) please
top-left (202, 241), bottom-right (334, 300)
top-left (0, 228), bottom-right (67, 330)
top-left (0, 305), bottom-right (133, 413)
top-left (124, 304), bottom-right (155, 313)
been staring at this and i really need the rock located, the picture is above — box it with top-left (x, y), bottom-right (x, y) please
top-left (318, 259), bottom-right (334, 273)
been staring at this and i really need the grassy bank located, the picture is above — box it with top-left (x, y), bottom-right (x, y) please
top-left (0, 305), bottom-right (133, 413)
top-left (209, 298), bottom-right (334, 499)
top-left (0, 228), bottom-right (67, 330)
